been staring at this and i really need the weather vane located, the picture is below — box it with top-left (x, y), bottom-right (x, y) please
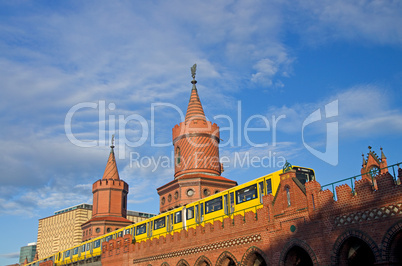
top-left (111, 134), bottom-right (115, 147)
top-left (191, 64), bottom-right (197, 80)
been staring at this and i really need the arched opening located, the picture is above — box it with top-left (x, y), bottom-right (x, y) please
top-left (176, 259), bottom-right (190, 266)
top-left (216, 252), bottom-right (237, 266)
top-left (245, 253), bottom-right (267, 266)
top-left (195, 256), bottom-right (212, 266)
top-left (338, 237), bottom-right (375, 266)
top-left (284, 246), bottom-right (313, 266)
top-left (388, 230), bottom-right (402, 264)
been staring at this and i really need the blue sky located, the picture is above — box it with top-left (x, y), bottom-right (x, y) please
top-left (1, 0), bottom-right (402, 264)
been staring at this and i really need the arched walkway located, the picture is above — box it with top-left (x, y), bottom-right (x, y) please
top-left (279, 239), bottom-right (318, 266)
top-left (283, 246), bottom-right (313, 266)
top-left (381, 220), bottom-right (402, 264)
top-left (216, 251), bottom-right (238, 266)
top-left (176, 259), bottom-right (190, 266)
top-left (194, 255), bottom-right (212, 266)
top-left (241, 246), bottom-right (268, 266)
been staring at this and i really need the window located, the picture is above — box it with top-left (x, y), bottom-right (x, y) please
top-left (186, 207), bottom-right (194, 220)
top-left (266, 179), bottom-right (272, 194)
top-left (65, 250), bottom-right (70, 257)
top-left (174, 191), bottom-right (179, 199)
top-left (124, 229), bottom-right (131, 235)
top-left (203, 189), bottom-right (210, 196)
top-left (81, 244), bottom-right (85, 252)
top-left (86, 243), bottom-right (91, 251)
top-left (286, 186), bottom-right (291, 206)
top-left (187, 189), bottom-right (195, 197)
top-left (106, 227), bottom-right (111, 233)
top-left (215, 190), bottom-right (220, 194)
top-left (176, 147), bottom-right (181, 165)
top-left (105, 235), bottom-right (112, 242)
top-left (95, 227), bottom-right (100, 233)
top-left (168, 194), bottom-right (172, 202)
top-left (94, 240), bottom-right (101, 248)
top-left (136, 224), bottom-right (146, 235)
top-left (154, 217), bottom-right (166, 230)
top-left (174, 211), bottom-right (182, 223)
top-left (205, 197), bottom-right (223, 214)
top-left (161, 197), bottom-right (165, 205)
top-left (73, 247), bottom-right (78, 255)
top-left (236, 184), bottom-right (257, 204)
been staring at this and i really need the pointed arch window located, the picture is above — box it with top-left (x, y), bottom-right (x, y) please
top-left (286, 186), bottom-right (291, 206)
top-left (176, 147), bottom-right (181, 165)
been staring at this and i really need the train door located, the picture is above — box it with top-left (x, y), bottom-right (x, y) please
top-left (146, 221), bottom-right (153, 238)
top-left (182, 207), bottom-right (187, 229)
top-left (195, 203), bottom-right (204, 224)
top-left (230, 192), bottom-right (235, 214)
top-left (259, 181), bottom-right (264, 203)
top-left (224, 193), bottom-right (229, 215)
top-left (167, 213), bottom-right (173, 233)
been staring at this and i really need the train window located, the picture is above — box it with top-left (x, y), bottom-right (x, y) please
top-left (186, 207), bottom-right (194, 220)
top-left (94, 240), bottom-right (101, 248)
top-left (154, 217), bottom-right (166, 230)
top-left (118, 231), bottom-right (123, 237)
top-left (266, 179), bottom-right (272, 194)
top-left (136, 224), bottom-right (146, 235)
top-left (82, 244), bottom-right (85, 252)
top-left (65, 250), bottom-right (70, 257)
top-left (105, 235), bottom-right (112, 242)
top-left (124, 229), bottom-right (130, 235)
top-left (73, 247), bottom-right (78, 255)
top-left (86, 243), bottom-right (91, 250)
top-left (236, 184), bottom-right (257, 204)
top-left (205, 197), bottom-right (223, 214)
top-left (174, 211), bottom-right (182, 223)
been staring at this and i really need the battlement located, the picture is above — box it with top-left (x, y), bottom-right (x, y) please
top-left (92, 179), bottom-right (129, 192)
top-left (102, 163), bottom-right (402, 266)
top-left (172, 121), bottom-right (220, 142)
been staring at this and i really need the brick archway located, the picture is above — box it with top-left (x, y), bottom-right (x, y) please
top-left (381, 220), bottom-right (402, 263)
top-left (194, 255), bottom-right (212, 266)
top-left (331, 229), bottom-right (380, 265)
top-left (177, 259), bottom-right (190, 266)
top-left (241, 246), bottom-right (268, 266)
top-left (161, 263), bottom-right (170, 266)
top-left (279, 239), bottom-right (318, 266)
top-left (216, 251), bottom-right (238, 266)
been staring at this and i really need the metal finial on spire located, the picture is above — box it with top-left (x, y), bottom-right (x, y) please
top-left (191, 64), bottom-right (197, 85)
top-left (111, 134), bottom-right (115, 148)
top-left (368, 145), bottom-right (372, 151)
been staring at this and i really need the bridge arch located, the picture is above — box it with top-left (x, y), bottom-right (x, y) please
top-left (381, 220), bottom-right (402, 264)
top-left (279, 238), bottom-right (317, 266)
top-left (216, 251), bottom-right (238, 266)
top-left (331, 229), bottom-right (380, 265)
top-left (241, 246), bottom-right (268, 266)
top-left (194, 255), bottom-right (212, 266)
top-left (176, 259), bottom-right (190, 266)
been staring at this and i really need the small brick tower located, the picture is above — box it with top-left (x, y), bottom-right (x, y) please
top-left (157, 64), bottom-right (237, 213)
top-left (81, 137), bottom-right (132, 241)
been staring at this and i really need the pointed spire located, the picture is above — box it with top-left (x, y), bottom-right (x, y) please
top-left (102, 135), bottom-right (120, 180)
top-left (362, 153), bottom-right (366, 166)
top-left (23, 257), bottom-right (28, 265)
top-left (381, 147), bottom-right (386, 160)
top-left (185, 64), bottom-right (206, 124)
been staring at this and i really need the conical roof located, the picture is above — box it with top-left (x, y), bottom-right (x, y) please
top-left (102, 146), bottom-right (120, 180)
top-left (184, 81), bottom-right (207, 124)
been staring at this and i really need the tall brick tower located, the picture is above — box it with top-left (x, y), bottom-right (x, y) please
top-left (157, 64), bottom-right (237, 213)
top-left (81, 138), bottom-right (132, 241)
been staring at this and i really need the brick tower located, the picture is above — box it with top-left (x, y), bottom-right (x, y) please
top-left (157, 64), bottom-right (237, 213)
top-left (81, 139), bottom-right (132, 241)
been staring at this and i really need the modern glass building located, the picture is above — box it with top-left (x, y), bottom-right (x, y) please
top-left (19, 242), bottom-right (36, 264)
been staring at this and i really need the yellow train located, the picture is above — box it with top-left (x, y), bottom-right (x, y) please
top-left (26, 165), bottom-right (314, 265)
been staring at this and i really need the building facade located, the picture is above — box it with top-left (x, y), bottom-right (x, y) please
top-left (19, 242), bottom-right (36, 264)
top-left (36, 204), bottom-right (154, 259)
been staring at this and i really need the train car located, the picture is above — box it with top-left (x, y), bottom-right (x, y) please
top-left (26, 165), bottom-right (315, 266)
